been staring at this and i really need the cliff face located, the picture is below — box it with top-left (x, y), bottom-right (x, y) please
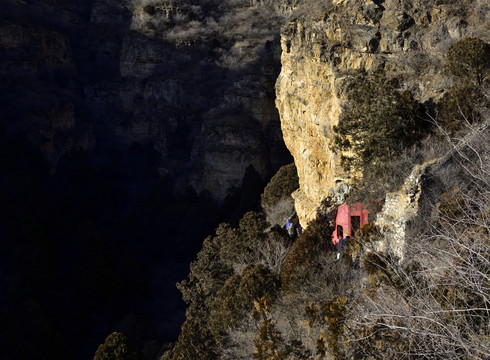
top-left (1, 0), bottom-right (292, 200)
top-left (120, 0), bottom-right (296, 199)
top-left (0, 0), bottom-right (95, 166)
top-left (85, 0), bottom-right (292, 199)
top-left (276, 0), bottom-right (489, 225)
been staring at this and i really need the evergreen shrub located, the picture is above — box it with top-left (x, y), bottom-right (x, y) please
top-left (209, 264), bottom-right (279, 340)
top-left (437, 84), bottom-right (488, 132)
top-left (261, 163), bottom-right (299, 210)
top-left (281, 213), bottom-right (334, 289)
top-left (93, 332), bottom-right (133, 360)
top-left (169, 319), bottom-right (217, 360)
top-left (333, 69), bottom-right (428, 174)
top-left (445, 37), bottom-right (490, 86)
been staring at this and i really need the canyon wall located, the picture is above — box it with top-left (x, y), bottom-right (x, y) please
top-left (0, 0), bottom-right (95, 166)
top-left (276, 0), bottom-right (489, 225)
top-left (1, 0), bottom-right (293, 200)
top-left (1, 2), bottom-right (297, 358)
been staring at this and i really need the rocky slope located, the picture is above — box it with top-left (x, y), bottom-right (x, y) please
top-left (276, 0), bottom-right (489, 225)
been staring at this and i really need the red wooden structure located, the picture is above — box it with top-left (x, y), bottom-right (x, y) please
top-left (332, 203), bottom-right (370, 249)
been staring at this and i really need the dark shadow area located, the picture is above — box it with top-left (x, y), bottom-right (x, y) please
top-left (0, 0), bottom-right (290, 359)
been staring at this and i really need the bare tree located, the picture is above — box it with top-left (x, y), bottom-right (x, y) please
top-left (345, 122), bottom-right (490, 359)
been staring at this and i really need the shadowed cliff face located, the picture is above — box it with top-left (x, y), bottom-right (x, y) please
top-left (0, 0), bottom-right (292, 359)
top-left (0, 0), bottom-right (95, 164)
top-left (1, 0), bottom-right (292, 200)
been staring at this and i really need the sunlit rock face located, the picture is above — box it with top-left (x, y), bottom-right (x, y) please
top-left (1, 0), bottom-right (293, 199)
top-left (276, 0), bottom-right (489, 226)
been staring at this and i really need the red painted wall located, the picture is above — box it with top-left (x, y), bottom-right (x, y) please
top-left (332, 203), bottom-right (370, 248)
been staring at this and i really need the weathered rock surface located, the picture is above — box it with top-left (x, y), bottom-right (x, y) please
top-left (276, 0), bottom-right (489, 225)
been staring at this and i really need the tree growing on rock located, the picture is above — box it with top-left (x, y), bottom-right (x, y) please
top-left (445, 37), bottom-right (490, 86)
top-left (436, 83), bottom-right (488, 132)
top-left (261, 163), bottom-right (299, 226)
top-left (333, 70), bottom-right (428, 175)
top-left (93, 332), bottom-right (135, 360)
top-left (208, 264), bottom-right (280, 341)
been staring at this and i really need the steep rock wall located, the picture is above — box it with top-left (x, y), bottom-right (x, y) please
top-left (119, 0), bottom-right (293, 199)
top-left (276, 0), bottom-right (489, 225)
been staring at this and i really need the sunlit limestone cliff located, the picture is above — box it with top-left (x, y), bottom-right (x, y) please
top-left (276, 0), bottom-right (489, 225)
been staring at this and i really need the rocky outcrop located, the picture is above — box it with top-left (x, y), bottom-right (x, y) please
top-left (375, 162), bottom-right (428, 261)
top-left (276, 0), bottom-right (489, 225)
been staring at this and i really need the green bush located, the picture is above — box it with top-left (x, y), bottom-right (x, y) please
top-left (218, 211), bottom-right (269, 265)
top-left (281, 213), bottom-right (334, 289)
top-left (253, 297), bottom-right (312, 360)
top-left (261, 163), bottom-right (298, 226)
top-left (261, 163), bottom-right (299, 210)
top-left (437, 84), bottom-right (488, 132)
top-left (176, 224), bottom-right (236, 319)
top-left (445, 37), bottom-right (490, 86)
top-left (305, 297), bottom-right (348, 358)
top-left (177, 210), bottom-right (272, 341)
top-left (169, 319), bottom-right (217, 360)
top-left (239, 264), bottom-right (280, 305)
top-left (208, 274), bottom-right (242, 339)
top-left (333, 70), bottom-right (428, 174)
top-left (93, 332), bottom-right (134, 360)
top-left (209, 264), bottom-right (279, 340)
top-left (239, 211), bottom-right (269, 244)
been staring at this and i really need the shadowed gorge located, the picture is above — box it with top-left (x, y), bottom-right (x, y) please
top-left (0, 0), bottom-right (292, 358)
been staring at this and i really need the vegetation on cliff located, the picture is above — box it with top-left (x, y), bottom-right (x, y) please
top-left (445, 37), bottom-right (490, 87)
top-left (156, 32), bottom-right (490, 360)
top-left (261, 163), bottom-right (299, 226)
top-left (333, 69), bottom-right (429, 174)
top-left (333, 35), bottom-right (490, 206)
top-left (159, 121), bottom-right (490, 360)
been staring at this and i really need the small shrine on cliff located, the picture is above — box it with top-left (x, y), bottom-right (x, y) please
top-left (332, 203), bottom-right (370, 249)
